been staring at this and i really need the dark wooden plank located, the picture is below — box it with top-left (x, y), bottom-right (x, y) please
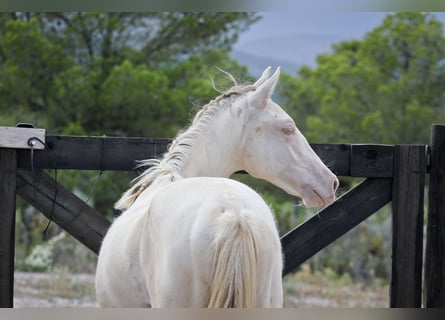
top-left (17, 136), bottom-right (397, 177)
top-left (281, 178), bottom-right (392, 276)
top-left (0, 149), bottom-right (17, 308)
top-left (425, 125), bottom-right (445, 307)
top-left (351, 144), bottom-right (394, 177)
top-left (17, 135), bottom-right (355, 174)
top-left (16, 169), bottom-right (111, 254)
top-left (17, 136), bottom-right (171, 171)
top-left (390, 145), bottom-right (426, 308)
top-left (312, 144), bottom-right (351, 176)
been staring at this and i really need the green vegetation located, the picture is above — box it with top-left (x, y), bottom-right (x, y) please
top-left (278, 12), bottom-right (445, 145)
top-left (2, 13), bottom-right (444, 290)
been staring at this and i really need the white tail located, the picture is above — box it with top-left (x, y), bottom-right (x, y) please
top-left (208, 209), bottom-right (259, 308)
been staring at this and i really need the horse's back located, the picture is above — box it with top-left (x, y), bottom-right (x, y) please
top-left (141, 177), bottom-right (283, 307)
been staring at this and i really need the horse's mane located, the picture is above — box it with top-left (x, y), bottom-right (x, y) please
top-left (114, 79), bottom-right (256, 211)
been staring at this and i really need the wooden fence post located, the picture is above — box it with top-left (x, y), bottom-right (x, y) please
top-left (0, 149), bottom-right (17, 308)
top-left (390, 145), bottom-right (426, 307)
top-left (425, 124), bottom-right (445, 307)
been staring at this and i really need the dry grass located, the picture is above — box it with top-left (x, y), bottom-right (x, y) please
top-left (284, 264), bottom-right (389, 307)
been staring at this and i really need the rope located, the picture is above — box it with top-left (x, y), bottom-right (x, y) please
top-left (27, 137), bottom-right (58, 235)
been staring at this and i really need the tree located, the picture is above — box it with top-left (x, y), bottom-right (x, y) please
top-left (0, 17), bottom-right (70, 118)
top-left (0, 12), bottom-right (258, 136)
top-left (278, 12), bottom-right (445, 144)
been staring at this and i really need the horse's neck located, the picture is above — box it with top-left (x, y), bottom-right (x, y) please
top-left (181, 144), bottom-right (239, 178)
top-left (180, 108), bottom-right (244, 178)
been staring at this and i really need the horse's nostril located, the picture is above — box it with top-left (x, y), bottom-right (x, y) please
top-left (333, 178), bottom-right (339, 193)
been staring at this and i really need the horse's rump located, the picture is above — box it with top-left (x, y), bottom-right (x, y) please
top-left (141, 177), bottom-right (282, 307)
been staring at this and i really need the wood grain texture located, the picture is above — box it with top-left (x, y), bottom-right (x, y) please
top-left (351, 144), bottom-right (394, 177)
top-left (0, 127), bottom-right (45, 150)
top-left (16, 169), bottom-right (111, 254)
top-left (390, 145), bottom-right (426, 307)
top-left (0, 149), bottom-right (17, 307)
top-left (281, 178), bottom-right (393, 276)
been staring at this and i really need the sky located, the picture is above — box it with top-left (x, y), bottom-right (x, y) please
top-left (237, 12), bottom-right (389, 44)
top-left (232, 12), bottom-right (445, 74)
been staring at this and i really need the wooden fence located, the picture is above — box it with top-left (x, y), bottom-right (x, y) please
top-left (1, 124), bottom-right (445, 308)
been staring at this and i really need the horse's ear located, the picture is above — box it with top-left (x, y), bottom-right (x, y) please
top-left (253, 66), bottom-right (272, 88)
top-left (250, 67), bottom-right (281, 108)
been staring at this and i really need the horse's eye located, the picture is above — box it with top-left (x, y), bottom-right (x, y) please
top-left (281, 127), bottom-right (295, 135)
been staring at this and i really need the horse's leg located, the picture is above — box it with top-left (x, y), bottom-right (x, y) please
top-left (96, 286), bottom-right (114, 308)
top-left (149, 245), bottom-right (209, 307)
top-left (141, 244), bottom-right (193, 307)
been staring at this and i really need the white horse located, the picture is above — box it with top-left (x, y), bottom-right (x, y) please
top-left (95, 67), bottom-right (339, 308)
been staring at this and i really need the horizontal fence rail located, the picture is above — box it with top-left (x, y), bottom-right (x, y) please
top-left (17, 135), bottom-right (395, 177)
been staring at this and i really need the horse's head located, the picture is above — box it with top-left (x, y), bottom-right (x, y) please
top-left (239, 67), bottom-right (339, 208)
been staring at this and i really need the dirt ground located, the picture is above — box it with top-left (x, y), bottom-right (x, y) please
top-left (13, 270), bottom-right (389, 308)
top-left (14, 271), bottom-right (98, 308)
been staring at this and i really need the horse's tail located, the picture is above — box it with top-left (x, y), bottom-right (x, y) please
top-left (208, 209), bottom-right (260, 308)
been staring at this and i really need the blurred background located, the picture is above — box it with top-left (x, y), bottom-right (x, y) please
top-left (2, 12), bottom-right (444, 306)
